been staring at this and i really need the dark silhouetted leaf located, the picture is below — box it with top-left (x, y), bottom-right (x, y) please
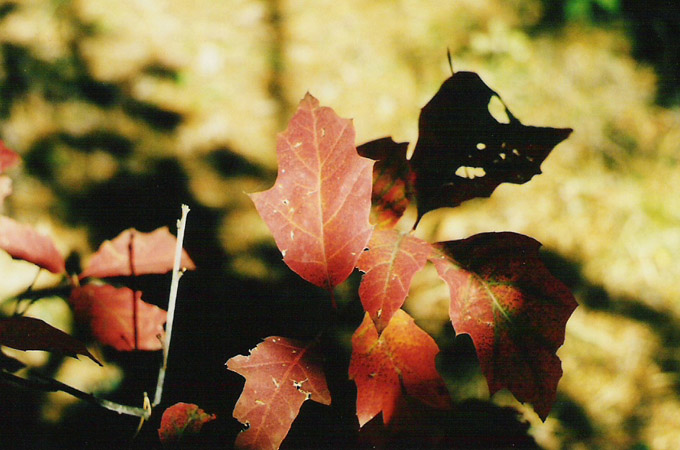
top-left (410, 71), bottom-right (571, 219)
top-left (79, 227), bottom-right (195, 279)
top-left (158, 402), bottom-right (216, 447)
top-left (429, 232), bottom-right (577, 419)
top-left (226, 336), bottom-right (331, 450)
top-left (69, 284), bottom-right (167, 351)
top-left (250, 93), bottom-right (373, 290)
top-left (356, 229), bottom-right (431, 331)
top-left (357, 138), bottom-right (413, 228)
top-left (349, 310), bottom-right (451, 427)
top-left (0, 216), bottom-right (65, 273)
top-left (0, 316), bottom-right (100, 365)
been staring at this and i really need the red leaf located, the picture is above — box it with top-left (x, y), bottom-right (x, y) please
top-left (158, 402), bottom-right (216, 446)
top-left (0, 216), bottom-right (65, 273)
top-left (429, 232), bottom-right (577, 420)
top-left (69, 284), bottom-right (167, 351)
top-left (356, 229), bottom-right (431, 331)
top-left (0, 141), bottom-right (20, 173)
top-left (410, 71), bottom-right (571, 219)
top-left (357, 138), bottom-right (414, 228)
top-left (250, 94), bottom-right (374, 290)
top-left (226, 336), bottom-right (331, 450)
top-left (79, 227), bottom-right (196, 279)
top-left (349, 310), bottom-right (451, 427)
top-left (0, 316), bottom-right (101, 365)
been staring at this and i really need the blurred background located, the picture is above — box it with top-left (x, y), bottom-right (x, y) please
top-left (0, 0), bottom-right (679, 448)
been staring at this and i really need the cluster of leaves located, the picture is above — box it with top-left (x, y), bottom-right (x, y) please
top-left (227, 71), bottom-right (577, 449)
top-left (0, 142), bottom-right (213, 445)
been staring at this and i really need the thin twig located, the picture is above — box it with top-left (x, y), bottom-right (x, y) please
top-left (153, 204), bottom-right (190, 407)
top-left (0, 369), bottom-right (150, 419)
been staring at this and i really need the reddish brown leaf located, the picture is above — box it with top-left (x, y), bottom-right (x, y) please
top-left (158, 402), bottom-right (216, 446)
top-left (226, 336), bottom-right (331, 450)
top-left (69, 284), bottom-right (167, 351)
top-left (410, 71), bottom-right (571, 220)
top-left (357, 138), bottom-right (414, 228)
top-left (429, 232), bottom-right (578, 420)
top-left (0, 141), bottom-right (20, 173)
top-left (349, 310), bottom-right (451, 427)
top-left (79, 227), bottom-right (196, 279)
top-left (250, 94), bottom-right (374, 290)
top-left (0, 216), bottom-right (65, 273)
top-left (0, 316), bottom-right (101, 365)
top-left (356, 229), bottom-right (431, 331)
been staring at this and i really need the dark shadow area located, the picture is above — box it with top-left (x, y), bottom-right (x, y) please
top-left (542, 248), bottom-right (680, 396)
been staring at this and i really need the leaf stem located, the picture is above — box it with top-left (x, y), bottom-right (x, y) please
top-left (153, 204), bottom-right (190, 407)
top-left (0, 369), bottom-right (150, 419)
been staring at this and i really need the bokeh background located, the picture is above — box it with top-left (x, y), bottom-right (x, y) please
top-left (1, 0), bottom-right (679, 448)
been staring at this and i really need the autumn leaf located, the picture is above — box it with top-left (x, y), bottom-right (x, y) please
top-left (429, 232), bottom-right (577, 420)
top-left (0, 316), bottom-right (101, 365)
top-left (79, 227), bottom-right (196, 280)
top-left (349, 310), bottom-right (451, 427)
top-left (410, 71), bottom-right (571, 219)
top-left (226, 336), bottom-right (331, 450)
top-left (250, 93), bottom-right (374, 290)
top-left (356, 229), bottom-right (431, 331)
top-left (158, 402), bottom-right (216, 447)
top-left (357, 138), bottom-right (413, 228)
top-left (0, 141), bottom-right (20, 173)
top-left (0, 216), bottom-right (65, 273)
top-left (69, 284), bottom-right (167, 351)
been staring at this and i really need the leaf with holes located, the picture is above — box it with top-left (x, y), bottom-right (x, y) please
top-left (226, 336), bottom-right (331, 450)
top-left (79, 227), bottom-right (195, 279)
top-left (250, 94), bottom-right (374, 290)
top-left (69, 284), bottom-right (167, 351)
top-left (357, 138), bottom-right (413, 228)
top-left (0, 216), bottom-right (65, 273)
top-left (158, 402), bottom-right (216, 447)
top-left (429, 232), bottom-right (577, 420)
top-left (0, 316), bottom-right (100, 365)
top-left (410, 71), bottom-right (571, 219)
top-left (349, 309), bottom-right (451, 427)
top-left (0, 141), bottom-right (20, 173)
top-left (356, 229), bottom-right (431, 331)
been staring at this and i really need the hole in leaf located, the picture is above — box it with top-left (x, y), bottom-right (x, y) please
top-left (455, 166), bottom-right (487, 179)
top-left (488, 96), bottom-right (510, 123)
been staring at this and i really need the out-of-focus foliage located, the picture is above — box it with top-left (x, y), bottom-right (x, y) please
top-left (0, 0), bottom-right (679, 449)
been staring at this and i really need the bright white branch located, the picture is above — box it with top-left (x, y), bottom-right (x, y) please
top-left (153, 204), bottom-right (190, 407)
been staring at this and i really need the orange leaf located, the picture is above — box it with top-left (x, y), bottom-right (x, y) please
top-left (69, 285), bottom-right (167, 351)
top-left (356, 138), bottom-right (413, 228)
top-left (430, 232), bottom-right (577, 420)
top-left (349, 310), bottom-right (451, 427)
top-left (226, 337), bottom-right (331, 450)
top-left (250, 94), bottom-right (374, 290)
top-left (356, 229), bottom-right (431, 331)
top-left (0, 216), bottom-right (65, 273)
top-left (79, 227), bottom-right (195, 279)
top-left (158, 402), bottom-right (216, 446)
top-left (0, 141), bottom-right (20, 173)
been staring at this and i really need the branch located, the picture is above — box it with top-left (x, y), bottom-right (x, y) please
top-left (0, 369), bottom-right (150, 419)
top-left (153, 204), bottom-right (190, 407)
